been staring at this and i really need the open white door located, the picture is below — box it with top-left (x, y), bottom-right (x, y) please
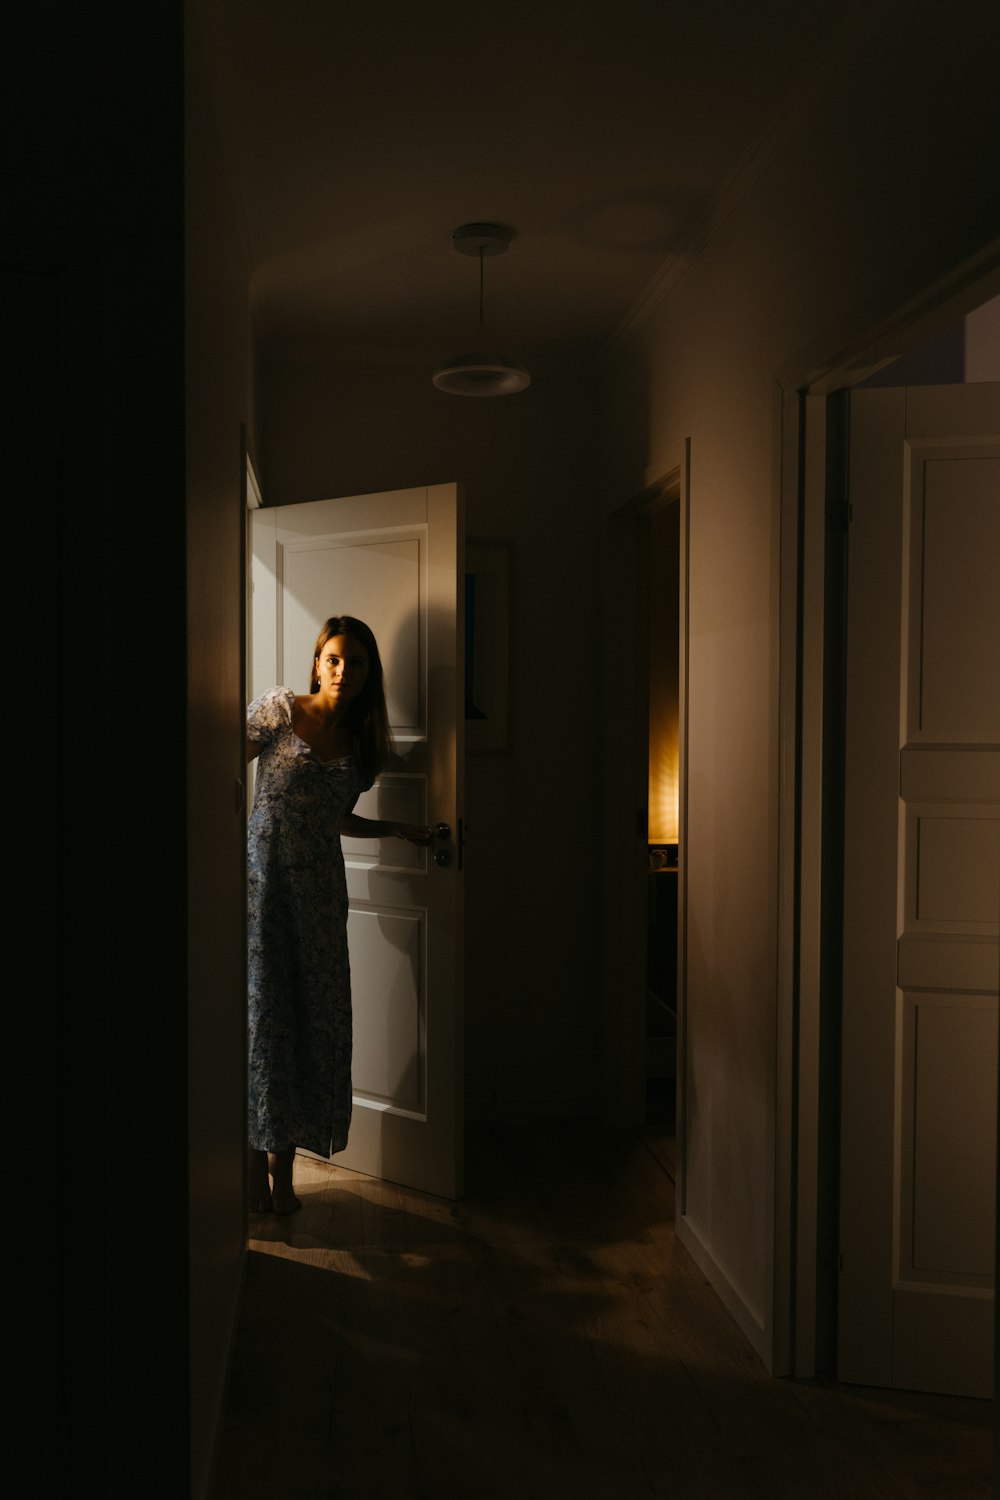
top-left (251, 483), bottom-right (464, 1199)
top-left (839, 383), bottom-right (1000, 1396)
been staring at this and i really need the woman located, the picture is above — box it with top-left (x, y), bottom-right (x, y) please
top-left (245, 615), bottom-right (431, 1214)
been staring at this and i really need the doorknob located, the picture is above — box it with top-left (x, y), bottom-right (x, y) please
top-left (433, 822), bottom-right (452, 868)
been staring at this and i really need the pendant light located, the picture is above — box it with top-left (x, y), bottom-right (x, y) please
top-left (432, 223), bottom-right (531, 396)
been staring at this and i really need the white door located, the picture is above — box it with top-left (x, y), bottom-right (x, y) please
top-left (250, 482), bottom-right (464, 1200)
top-left (839, 383), bottom-right (1000, 1397)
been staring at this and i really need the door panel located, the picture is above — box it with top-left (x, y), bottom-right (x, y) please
top-left (839, 383), bottom-right (1000, 1398)
top-left (907, 453), bottom-right (1000, 739)
top-left (251, 483), bottom-right (464, 1198)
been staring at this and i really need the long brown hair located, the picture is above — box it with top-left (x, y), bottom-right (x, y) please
top-left (309, 615), bottom-right (392, 788)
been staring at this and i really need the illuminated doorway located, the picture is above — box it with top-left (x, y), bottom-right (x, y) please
top-left (644, 497), bottom-right (681, 1166)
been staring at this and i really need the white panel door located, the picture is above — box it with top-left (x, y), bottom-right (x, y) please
top-left (251, 483), bottom-right (464, 1199)
top-left (839, 383), bottom-right (1000, 1397)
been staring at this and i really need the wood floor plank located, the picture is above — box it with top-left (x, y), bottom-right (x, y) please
top-left (210, 1121), bottom-right (992, 1500)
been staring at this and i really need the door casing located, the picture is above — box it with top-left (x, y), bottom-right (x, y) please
top-left (780, 253), bottom-right (1000, 1382)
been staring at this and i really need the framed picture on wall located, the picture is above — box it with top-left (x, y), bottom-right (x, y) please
top-left (465, 539), bottom-right (510, 752)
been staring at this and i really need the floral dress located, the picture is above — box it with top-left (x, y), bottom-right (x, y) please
top-left (246, 686), bottom-right (362, 1157)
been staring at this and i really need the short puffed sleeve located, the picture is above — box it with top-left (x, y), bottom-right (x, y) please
top-left (246, 685), bottom-right (294, 745)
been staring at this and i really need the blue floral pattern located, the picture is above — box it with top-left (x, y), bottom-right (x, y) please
top-left (246, 686), bottom-right (362, 1157)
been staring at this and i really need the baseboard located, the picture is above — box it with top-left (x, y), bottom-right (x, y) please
top-left (676, 1211), bottom-right (772, 1370)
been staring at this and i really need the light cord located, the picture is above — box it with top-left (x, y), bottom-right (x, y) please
top-left (478, 249), bottom-right (485, 338)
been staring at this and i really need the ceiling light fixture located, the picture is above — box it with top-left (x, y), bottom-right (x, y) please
top-left (432, 223), bottom-right (530, 397)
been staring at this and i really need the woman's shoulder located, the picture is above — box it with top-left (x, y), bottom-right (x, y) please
top-left (247, 685), bottom-right (295, 736)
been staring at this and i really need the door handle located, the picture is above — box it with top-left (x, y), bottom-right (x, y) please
top-left (433, 822), bottom-right (452, 868)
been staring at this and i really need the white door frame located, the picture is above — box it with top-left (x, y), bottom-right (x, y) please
top-left (243, 441), bottom-right (263, 812)
top-left (775, 242), bottom-right (1000, 1380)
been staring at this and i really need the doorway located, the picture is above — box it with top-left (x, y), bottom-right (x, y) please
top-left (644, 497), bottom-right (682, 1174)
top-left (245, 480), bottom-right (466, 1199)
top-left (600, 445), bottom-right (688, 1152)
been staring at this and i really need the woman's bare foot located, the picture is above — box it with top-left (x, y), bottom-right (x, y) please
top-left (248, 1147), bottom-right (272, 1214)
top-left (268, 1147), bottom-right (301, 1215)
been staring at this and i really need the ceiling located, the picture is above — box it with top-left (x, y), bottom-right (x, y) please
top-left (200, 0), bottom-right (853, 373)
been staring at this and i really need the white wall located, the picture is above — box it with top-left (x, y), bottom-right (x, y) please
top-left (599, 0), bottom-right (1000, 1364)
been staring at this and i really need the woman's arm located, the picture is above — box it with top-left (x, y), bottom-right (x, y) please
top-left (341, 813), bottom-right (433, 845)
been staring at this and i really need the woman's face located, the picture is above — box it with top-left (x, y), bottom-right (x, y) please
top-left (315, 633), bottom-right (370, 704)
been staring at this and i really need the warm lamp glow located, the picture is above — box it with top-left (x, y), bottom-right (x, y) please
top-left (648, 733), bottom-right (679, 844)
top-left (647, 499), bottom-right (681, 848)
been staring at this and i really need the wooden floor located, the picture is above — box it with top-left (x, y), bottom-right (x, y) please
top-left (210, 1113), bottom-right (992, 1500)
